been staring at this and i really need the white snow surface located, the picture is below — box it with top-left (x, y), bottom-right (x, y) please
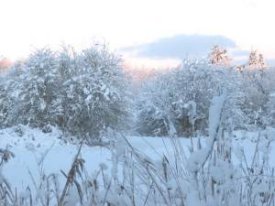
top-left (0, 126), bottom-right (111, 192)
top-left (0, 125), bottom-right (275, 195)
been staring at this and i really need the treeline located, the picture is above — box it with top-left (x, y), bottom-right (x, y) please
top-left (0, 45), bottom-right (275, 140)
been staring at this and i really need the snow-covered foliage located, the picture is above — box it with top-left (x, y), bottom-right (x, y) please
top-left (59, 46), bottom-right (131, 140)
top-left (0, 46), bottom-right (130, 141)
top-left (247, 50), bottom-right (266, 70)
top-left (238, 67), bottom-right (275, 129)
top-left (15, 49), bottom-right (61, 128)
top-left (1, 46), bottom-right (274, 139)
top-left (209, 45), bottom-right (231, 66)
top-left (135, 59), bottom-right (275, 137)
top-left (136, 60), bottom-right (243, 136)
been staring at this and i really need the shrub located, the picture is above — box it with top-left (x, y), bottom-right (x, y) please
top-left (136, 60), bottom-right (242, 136)
top-left (0, 45), bottom-right (130, 142)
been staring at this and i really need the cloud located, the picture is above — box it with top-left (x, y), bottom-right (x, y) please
top-left (121, 34), bottom-right (238, 59)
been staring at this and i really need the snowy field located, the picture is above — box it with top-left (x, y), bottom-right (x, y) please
top-left (0, 126), bottom-right (110, 192)
top-left (1, 125), bottom-right (275, 198)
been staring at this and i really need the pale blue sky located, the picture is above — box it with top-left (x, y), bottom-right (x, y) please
top-left (0, 0), bottom-right (274, 66)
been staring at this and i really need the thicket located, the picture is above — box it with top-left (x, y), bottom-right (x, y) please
top-left (0, 45), bottom-right (275, 139)
top-left (0, 46), bottom-right (131, 142)
top-left (135, 48), bottom-right (275, 136)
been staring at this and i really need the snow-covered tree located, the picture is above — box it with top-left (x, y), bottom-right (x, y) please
top-left (209, 45), bottom-right (231, 66)
top-left (59, 45), bottom-right (131, 140)
top-left (248, 50), bottom-right (266, 70)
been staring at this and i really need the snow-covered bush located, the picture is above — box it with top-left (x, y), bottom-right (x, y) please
top-left (237, 67), bottom-right (275, 129)
top-left (136, 60), bottom-right (242, 136)
top-left (0, 79), bottom-right (14, 128)
top-left (0, 45), bottom-right (130, 141)
top-left (13, 49), bottom-right (62, 128)
top-left (60, 46), bottom-right (130, 140)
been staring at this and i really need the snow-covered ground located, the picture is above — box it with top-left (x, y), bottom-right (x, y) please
top-left (1, 125), bottom-right (275, 196)
top-left (0, 126), bottom-right (111, 193)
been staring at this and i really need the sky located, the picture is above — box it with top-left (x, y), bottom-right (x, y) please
top-left (0, 0), bottom-right (274, 67)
